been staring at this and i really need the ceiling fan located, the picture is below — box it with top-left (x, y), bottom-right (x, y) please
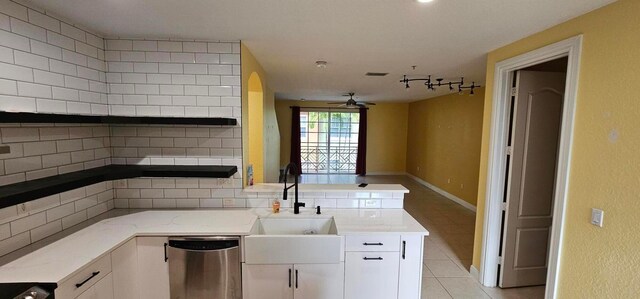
top-left (327, 92), bottom-right (376, 108)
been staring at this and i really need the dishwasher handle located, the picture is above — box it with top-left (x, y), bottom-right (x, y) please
top-left (168, 239), bottom-right (239, 251)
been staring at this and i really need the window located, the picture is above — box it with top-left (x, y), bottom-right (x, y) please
top-left (299, 111), bottom-right (359, 173)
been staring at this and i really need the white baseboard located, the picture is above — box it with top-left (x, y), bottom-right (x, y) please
top-left (470, 265), bottom-right (480, 281)
top-left (406, 174), bottom-right (477, 212)
top-left (366, 171), bottom-right (408, 176)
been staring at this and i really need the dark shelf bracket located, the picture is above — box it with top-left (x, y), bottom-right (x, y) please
top-left (0, 111), bottom-right (237, 126)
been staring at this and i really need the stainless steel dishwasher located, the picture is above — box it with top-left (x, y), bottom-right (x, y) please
top-left (167, 236), bottom-right (242, 299)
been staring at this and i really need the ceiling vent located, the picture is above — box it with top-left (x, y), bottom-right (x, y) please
top-left (365, 72), bottom-right (389, 77)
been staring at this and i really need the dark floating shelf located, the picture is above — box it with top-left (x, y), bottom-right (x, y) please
top-left (0, 111), bottom-right (237, 126)
top-left (0, 165), bottom-right (238, 209)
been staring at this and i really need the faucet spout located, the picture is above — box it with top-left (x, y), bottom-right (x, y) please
top-left (282, 163), bottom-right (303, 214)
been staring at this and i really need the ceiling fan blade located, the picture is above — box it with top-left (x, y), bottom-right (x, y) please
top-left (357, 102), bottom-right (376, 105)
top-left (327, 102), bottom-right (346, 104)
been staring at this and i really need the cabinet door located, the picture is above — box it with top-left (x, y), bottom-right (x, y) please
top-left (344, 252), bottom-right (399, 299)
top-left (136, 237), bottom-right (170, 299)
top-left (111, 238), bottom-right (138, 299)
top-left (398, 235), bottom-right (424, 299)
top-left (243, 264), bottom-right (294, 299)
top-left (94, 273), bottom-right (114, 299)
top-left (76, 273), bottom-right (114, 299)
top-left (294, 263), bottom-right (344, 299)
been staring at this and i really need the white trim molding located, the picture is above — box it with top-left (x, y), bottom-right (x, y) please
top-left (478, 35), bottom-right (582, 299)
top-left (366, 171), bottom-right (408, 176)
top-left (407, 174), bottom-right (477, 212)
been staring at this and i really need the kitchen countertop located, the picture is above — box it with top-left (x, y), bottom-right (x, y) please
top-left (244, 183), bottom-right (410, 193)
top-left (0, 208), bottom-right (427, 284)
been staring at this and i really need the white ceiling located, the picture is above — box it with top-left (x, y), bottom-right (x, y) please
top-left (28, 0), bottom-right (615, 102)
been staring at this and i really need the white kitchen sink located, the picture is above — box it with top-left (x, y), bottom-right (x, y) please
top-left (244, 217), bottom-right (342, 264)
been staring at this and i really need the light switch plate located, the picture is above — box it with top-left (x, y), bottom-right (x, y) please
top-left (591, 208), bottom-right (604, 227)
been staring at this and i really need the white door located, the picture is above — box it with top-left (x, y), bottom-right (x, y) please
top-left (500, 70), bottom-right (565, 288)
top-left (136, 237), bottom-right (170, 299)
top-left (344, 252), bottom-right (399, 299)
top-left (398, 235), bottom-right (424, 299)
top-left (111, 238), bottom-right (138, 299)
top-left (294, 263), bottom-right (344, 299)
top-left (243, 264), bottom-right (294, 299)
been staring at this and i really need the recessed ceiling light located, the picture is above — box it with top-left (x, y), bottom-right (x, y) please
top-left (417, 0), bottom-right (434, 3)
top-left (315, 61), bottom-right (327, 68)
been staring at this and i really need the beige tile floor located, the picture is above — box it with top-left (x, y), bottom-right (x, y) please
top-left (300, 174), bottom-right (545, 299)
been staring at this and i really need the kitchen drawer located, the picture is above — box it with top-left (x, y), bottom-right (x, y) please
top-left (55, 254), bottom-right (112, 299)
top-left (345, 235), bottom-right (400, 252)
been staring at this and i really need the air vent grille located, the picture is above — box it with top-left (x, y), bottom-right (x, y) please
top-left (365, 72), bottom-right (388, 77)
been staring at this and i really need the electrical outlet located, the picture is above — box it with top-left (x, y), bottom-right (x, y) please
top-left (591, 208), bottom-right (604, 227)
top-left (417, 166), bottom-right (420, 172)
top-left (17, 203), bottom-right (28, 216)
top-left (447, 178), bottom-right (451, 184)
top-left (460, 184), bottom-right (464, 189)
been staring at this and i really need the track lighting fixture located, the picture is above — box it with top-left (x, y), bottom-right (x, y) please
top-left (400, 75), bottom-right (480, 95)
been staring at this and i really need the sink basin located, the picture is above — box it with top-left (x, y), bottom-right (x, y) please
top-left (244, 217), bottom-right (342, 264)
top-left (256, 217), bottom-right (337, 235)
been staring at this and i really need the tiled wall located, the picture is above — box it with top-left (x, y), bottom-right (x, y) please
top-left (103, 38), bottom-right (240, 117)
top-left (0, 181), bottom-right (114, 256)
top-left (0, 0), bottom-right (107, 114)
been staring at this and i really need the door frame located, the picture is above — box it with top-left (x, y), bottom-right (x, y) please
top-left (478, 35), bottom-right (582, 298)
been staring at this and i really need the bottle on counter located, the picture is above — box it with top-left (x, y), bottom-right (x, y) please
top-left (272, 199), bottom-right (281, 213)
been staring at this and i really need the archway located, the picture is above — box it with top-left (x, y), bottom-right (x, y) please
top-left (247, 72), bottom-right (264, 184)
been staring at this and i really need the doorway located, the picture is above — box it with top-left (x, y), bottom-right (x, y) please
top-left (299, 110), bottom-right (360, 174)
top-left (498, 59), bottom-right (567, 289)
top-left (479, 36), bottom-right (582, 298)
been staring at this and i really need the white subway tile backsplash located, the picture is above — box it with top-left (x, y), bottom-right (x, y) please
top-left (30, 220), bottom-right (62, 242)
top-left (170, 53), bottom-right (195, 63)
top-left (106, 39), bottom-right (132, 51)
top-left (158, 41), bottom-right (182, 52)
top-left (0, 61), bottom-right (33, 81)
top-left (61, 210), bottom-right (87, 229)
top-left (14, 50), bottom-right (48, 70)
top-left (207, 64), bottom-right (233, 75)
top-left (18, 81), bottom-right (51, 98)
top-left (52, 86), bottom-right (79, 101)
top-left (0, 78), bottom-right (17, 95)
top-left (207, 43), bottom-right (232, 54)
top-left (10, 212), bottom-right (46, 235)
top-left (49, 59), bottom-right (76, 76)
top-left (132, 40), bottom-right (157, 51)
top-left (0, 45), bottom-right (13, 63)
top-left (133, 62), bottom-right (158, 73)
top-left (120, 51), bottom-right (145, 62)
top-left (0, 232), bottom-right (30, 256)
top-left (0, 29), bottom-right (30, 51)
top-left (60, 23), bottom-right (85, 42)
top-left (62, 49), bottom-right (87, 66)
top-left (46, 31), bottom-right (74, 51)
top-left (10, 17), bottom-right (46, 41)
top-left (145, 51), bottom-right (170, 62)
top-left (27, 10), bottom-right (60, 32)
top-left (33, 70), bottom-right (64, 86)
top-left (159, 63), bottom-right (183, 74)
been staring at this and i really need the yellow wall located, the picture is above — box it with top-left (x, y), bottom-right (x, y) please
top-left (406, 88), bottom-right (485, 205)
top-left (241, 43), bottom-right (280, 184)
top-left (275, 100), bottom-right (409, 174)
top-left (473, 0), bottom-right (640, 296)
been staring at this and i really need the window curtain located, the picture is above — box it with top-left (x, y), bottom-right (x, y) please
top-left (290, 106), bottom-right (303, 174)
top-left (355, 107), bottom-right (367, 176)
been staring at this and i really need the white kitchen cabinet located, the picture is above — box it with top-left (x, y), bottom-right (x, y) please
top-left (76, 273), bottom-right (114, 299)
top-left (294, 263), bottom-right (344, 299)
top-left (398, 235), bottom-right (424, 299)
top-left (136, 237), bottom-right (170, 299)
top-left (344, 251), bottom-right (400, 299)
top-left (243, 263), bottom-right (344, 299)
top-left (243, 264), bottom-right (294, 299)
top-left (111, 238), bottom-right (138, 299)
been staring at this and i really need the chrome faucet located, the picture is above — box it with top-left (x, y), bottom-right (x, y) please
top-left (283, 162), bottom-right (304, 214)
